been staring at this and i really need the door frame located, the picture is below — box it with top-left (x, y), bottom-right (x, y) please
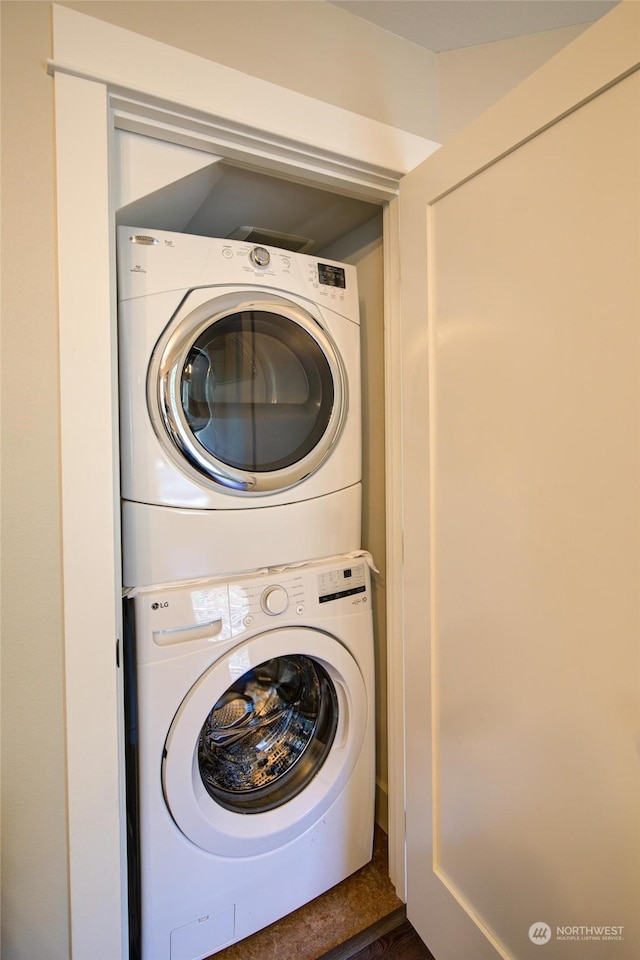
top-left (50, 5), bottom-right (439, 957)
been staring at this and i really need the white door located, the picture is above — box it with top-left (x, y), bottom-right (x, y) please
top-left (399, 4), bottom-right (640, 959)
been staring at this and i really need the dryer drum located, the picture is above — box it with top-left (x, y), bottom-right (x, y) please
top-left (151, 290), bottom-right (348, 495)
top-left (198, 655), bottom-right (338, 813)
top-left (181, 311), bottom-right (334, 473)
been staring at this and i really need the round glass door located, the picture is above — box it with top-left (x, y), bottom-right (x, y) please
top-left (198, 655), bottom-right (338, 813)
top-left (150, 292), bottom-right (346, 493)
top-left (162, 628), bottom-right (367, 857)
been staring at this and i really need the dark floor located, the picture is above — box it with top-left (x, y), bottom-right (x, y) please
top-left (211, 826), bottom-right (404, 960)
top-left (321, 918), bottom-right (436, 960)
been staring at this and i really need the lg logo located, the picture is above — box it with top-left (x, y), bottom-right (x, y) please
top-left (151, 601), bottom-right (169, 610)
top-left (529, 923), bottom-right (552, 945)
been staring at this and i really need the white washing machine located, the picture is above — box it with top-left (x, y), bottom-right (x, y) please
top-left (117, 227), bottom-right (363, 587)
top-left (124, 555), bottom-right (375, 960)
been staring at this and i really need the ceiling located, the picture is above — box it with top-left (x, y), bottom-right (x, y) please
top-left (329, 0), bottom-right (619, 52)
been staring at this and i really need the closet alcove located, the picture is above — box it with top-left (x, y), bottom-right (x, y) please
top-left (114, 128), bottom-right (391, 842)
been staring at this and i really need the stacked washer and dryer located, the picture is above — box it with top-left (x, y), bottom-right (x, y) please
top-left (118, 227), bottom-right (376, 960)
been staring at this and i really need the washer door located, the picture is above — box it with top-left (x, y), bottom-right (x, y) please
top-left (162, 628), bottom-right (367, 857)
top-left (149, 291), bottom-right (346, 494)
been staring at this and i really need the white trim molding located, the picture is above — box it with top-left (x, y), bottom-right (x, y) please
top-left (50, 5), bottom-right (439, 186)
top-left (54, 70), bottom-right (125, 960)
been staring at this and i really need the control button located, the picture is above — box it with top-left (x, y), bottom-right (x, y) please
top-left (296, 604), bottom-right (305, 615)
top-left (261, 585), bottom-right (289, 616)
top-left (222, 247), bottom-right (233, 259)
top-left (243, 615), bottom-right (254, 627)
top-left (249, 246), bottom-right (271, 268)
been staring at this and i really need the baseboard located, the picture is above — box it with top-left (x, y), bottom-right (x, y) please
top-left (316, 906), bottom-right (407, 960)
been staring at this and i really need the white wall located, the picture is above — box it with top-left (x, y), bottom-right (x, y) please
top-left (87, 1), bottom-right (593, 147)
top-left (61, 0), bottom-right (439, 141)
top-left (0, 4), bottom-right (70, 959)
top-left (438, 23), bottom-right (590, 142)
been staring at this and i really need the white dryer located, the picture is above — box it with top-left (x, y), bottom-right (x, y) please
top-left (124, 555), bottom-right (375, 960)
top-left (117, 227), bottom-right (362, 587)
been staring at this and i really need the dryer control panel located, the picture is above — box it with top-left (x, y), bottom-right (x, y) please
top-left (117, 226), bottom-right (360, 324)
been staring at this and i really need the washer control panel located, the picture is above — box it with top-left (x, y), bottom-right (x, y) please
top-left (318, 563), bottom-right (367, 604)
top-left (229, 574), bottom-right (305, 634)
top-left (226, 560), bottom-right (370, 636)
top-left (139, 557), bottom-right (372, 659)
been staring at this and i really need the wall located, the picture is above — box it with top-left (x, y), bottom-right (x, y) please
top-left (438, 23), bottom-right (590, 141)
top-left (60, 0), bottom-right (439, 141)
top-left (55, 1), bottom-right (598, 149)
top-left (0, 3), bottom-right (70, 960)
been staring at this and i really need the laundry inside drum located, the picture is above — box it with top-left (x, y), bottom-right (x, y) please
top-left (198, 655), bottom-right (338, 813)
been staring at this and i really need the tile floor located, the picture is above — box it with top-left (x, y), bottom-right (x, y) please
top-left (211, 826), bottom-right (403, 960)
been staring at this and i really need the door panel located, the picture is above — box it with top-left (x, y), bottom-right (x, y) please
top-left (399, 6), bottom-right (640, 958)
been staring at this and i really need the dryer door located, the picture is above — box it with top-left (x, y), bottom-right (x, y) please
top-left (149, 291), bottom-right (346, 494)
top-left (162, 627), bottom-right (367, 857)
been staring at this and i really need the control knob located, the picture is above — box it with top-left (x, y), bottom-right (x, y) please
top-left (260, 585), bottom-right (289, 616)
top-left (249, 246), bottom-right (271, 267)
